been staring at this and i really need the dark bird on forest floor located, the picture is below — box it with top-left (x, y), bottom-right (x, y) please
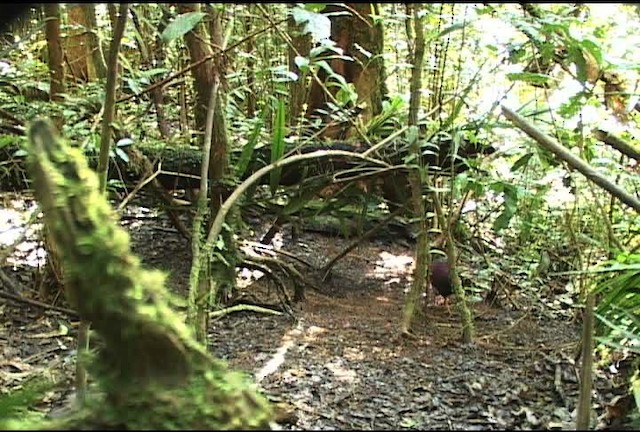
top-left (429, 257), bottom-right (454, 309)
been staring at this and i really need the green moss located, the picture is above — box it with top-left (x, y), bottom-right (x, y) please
top-left (22, 119), bottom-right (274, 429)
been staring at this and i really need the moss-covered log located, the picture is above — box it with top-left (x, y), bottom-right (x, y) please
top-left (21, 119), bottom-right (273, 430)
top-left (0, 137), bottom-right (494, 194)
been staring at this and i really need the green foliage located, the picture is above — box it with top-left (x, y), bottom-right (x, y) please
top-left (510, 153), bottom-right (534, 172)
top-left (161, 12), bottom-right (206, 43)
top-left (507, 72), bottom-right (554, 87)
top-left (594, 253), bottom-right (640, 354)
top-left (365, 95), bottom-right (406, 138)
top-left (291, 6), bottom-right (331, 42)
top-left (234, 110), bottom-right (267, 178)
top-left (490, 181), bottom-right (520, 231)
top-left (123, 67), bottom-right (170, 96)
top-left (0, 375), bottom-right (56, 427)
top-left (269, 98), bottom-right (286, 195)
top-left (593, 253), bottom-right (640, 420)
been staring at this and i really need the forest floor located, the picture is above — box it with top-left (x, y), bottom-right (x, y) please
top-left (0, 195), bottom-right (635, 430)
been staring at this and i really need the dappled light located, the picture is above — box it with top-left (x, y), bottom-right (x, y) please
top-left (370, 250), bottom-right (414, 287)
top-left (1, 2), bottom-right (639, 430)
top-left (0, 198), bottom-right (44, 268)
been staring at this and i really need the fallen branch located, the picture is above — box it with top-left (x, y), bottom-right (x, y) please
top-left (209, 303), bottom-right (284, 319)
top-left (592, 129), bottom-right (640, 162)
top-left (0, 284), bottom-right (78, 317)
top-left (246, 241), bottom-right (315, 269)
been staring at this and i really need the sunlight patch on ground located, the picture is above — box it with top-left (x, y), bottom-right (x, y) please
top-left (255, 322), bottom-right (326, 383)
top-left (121, 204), bottom-right (156, 230)
top-left (325, 357), bottom-right (357, 383)
top-left (236, 234), bottom-right (288, 288)
top-left (368, 251), bottom-right (414, 285)
top-left (0, 198), bottom-right (44, 268)
top-left (237, 267), bottom-right (264, 289)
top-left (344, 344), bottom-right (402, 363)
top-left (255, 320), bottom-right (306, 383)
top-left (343, 347), bottom-right (365, 362)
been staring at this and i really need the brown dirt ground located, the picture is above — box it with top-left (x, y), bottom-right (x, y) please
top-left (0, 196), bottom-right (635, 430)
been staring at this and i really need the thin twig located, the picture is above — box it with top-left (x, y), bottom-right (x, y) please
top-left (321, 207), bottom-right (404, 280)
top-left (209, 303), bottom-right (284, 319)
top-left (116, 161), bottom-right (161, 212)
top-left (0, 285), bottom-right (78, 317)
top-left (117, 19), bottom-right (288, 104)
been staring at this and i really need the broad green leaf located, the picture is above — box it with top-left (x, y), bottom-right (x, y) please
top-left (273, 70), bottom-right (299, 83)
top-left (116, 138), bottom-right (134, 148)
top-left (568, 45), bottom-right (588, 83)
top-left (493, 204), bottom-right (515, 231)
top-left (511, 153), bottom-right (533, 172)
top-left (579, 39), bottom-right (603, 67)
top-left (327, 71), bottom-right (348, 89)
top-left (235, 109), bottom-right (267, 178)
top-left (311, 44), bottom-right (345, 58)
top-left (161, 12), bottom-right (206, 43)
top-left (269, 99), bottom-right (287, 195)
top-left (406, 125), bottom-right (420, 144)
top-left (493, 183), bottom-right (519, 231)
top-left (291, 7), bottom-right (331, 42)
top-left (139, 68), bottom-right (170, 79)
top-left (294, 56), bottom-right (310, 71)
top-left (315, 59), bottom-right (334, 75)
top-left (0, 135), bottom-right (14, 150)
top-left (335, 84), bottom-right (357, 105)
top-left (303, 3), bottom-right (327, 13)
top-left (115, 147), bottom-right (129, 163)
top-left (125, 78), bottom-right (142, 94)
top-left (435, 22), bottom-right (466, 40)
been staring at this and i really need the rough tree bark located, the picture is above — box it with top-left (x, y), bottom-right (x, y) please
top-left (180, 3), bottom-right (239, 343)
top-left (44, 4), bottom-right (65, 101)
top-left (178, 3), bottom-right (215, 137)
top-left (80, 3), bottom-right (107, 80)
top-left (64, 4), bottom-right (91, 83)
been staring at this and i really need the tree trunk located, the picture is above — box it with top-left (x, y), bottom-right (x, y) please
top-left (181, 4), bottom-right (239, 343)
top-left (65, 4), bottom-right (91, 83)
top-left (44, 4), bottom-right (65, 101)
top-left (207, 6), bottom-right (238, 312)
top-left (107, 3), bottom-right (118, 30)
top-left (178, 3), bottom-right (214, 138)
top-left (39, 3), bottom-right (66, 317)
top-left (80, 3), bottom-right (107, 79)
top-left (25, 119), bottom-right (273, 430)
top-left (401, 3), bottom-right (428, 335)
